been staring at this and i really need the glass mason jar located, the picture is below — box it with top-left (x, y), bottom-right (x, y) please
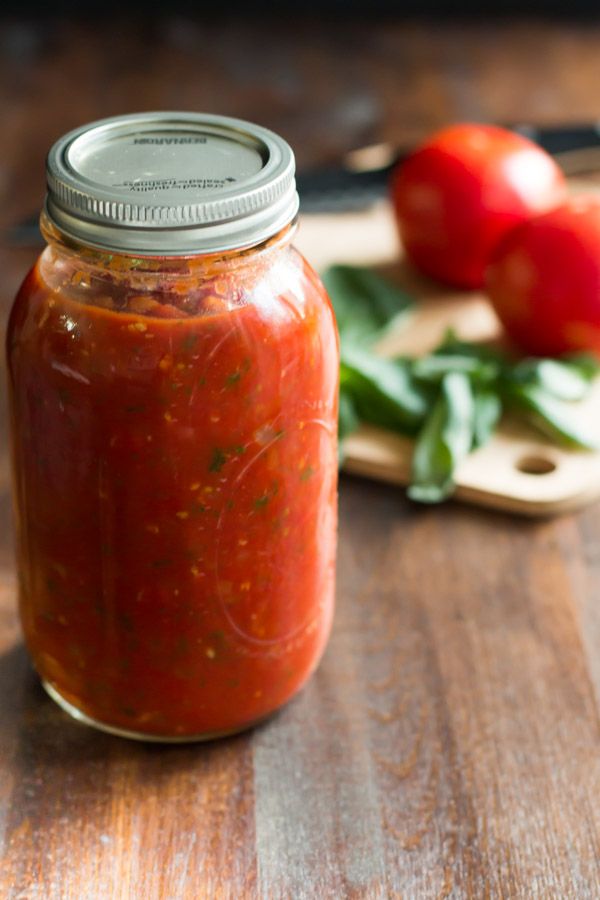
top-left (7, 113), bottom-right (339, 741)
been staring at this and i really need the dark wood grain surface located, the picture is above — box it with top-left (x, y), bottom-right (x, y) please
top-left (3, 14), bottom-right (600, 899)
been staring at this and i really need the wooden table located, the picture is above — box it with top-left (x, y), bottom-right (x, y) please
top-left (3, 15), bottom-right (600, 898)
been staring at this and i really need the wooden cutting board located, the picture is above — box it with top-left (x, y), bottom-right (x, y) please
top-left (295, 200), bottom-right (600, 517)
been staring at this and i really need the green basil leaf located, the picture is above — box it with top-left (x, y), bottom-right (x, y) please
top-left (338, 388), bottom-right (360, 463)
top-left (330, 271), bottom-right (600, 502)
top-left (412, 353), bottom-right (499, 384)
top-left (510, 358), bottom-right (596, 401)
top-left (472, 389), bottom-right (502, 449)
top-left (322, 265), bottom-right (413, 346)
top-left (434, 329), bottom-right (507, 364)
top-left (561, 352), bottom-right (600, 381)
top-left (341, 346), bottom-right (431, 435)
top-left (503, 382), bottom-right (600, 450)
top-left (408, 372), bottom-right (475, 503)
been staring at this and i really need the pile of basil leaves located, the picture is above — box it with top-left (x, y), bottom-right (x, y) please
top-left (325, 265), bottom-right (600, 503)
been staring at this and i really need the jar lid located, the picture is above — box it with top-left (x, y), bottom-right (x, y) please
top-left (45, 111), bottom-right (299, 256)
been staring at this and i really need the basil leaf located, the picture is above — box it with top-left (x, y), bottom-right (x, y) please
top-left (510, 358), bottom-right (596, 401)
top-left (562, 353), bottom-right (600, 381)
top-left (408, 372), bottom-right (475, 503)
top-left (330, 270), bottom-right (600, 502)
top-left (323, 265), bottom-right (413, 346)
top-left (338, 388), bottom-right (360, 463)
top-left (473, 389), bottom-right (502, 449)
top-left (341, 346), bottom-right (430, 434)
top-left (503, 382), bottom-right (600, 450)
top-left (412, 353), bottom-right (499, 385)
top-left (434, 329), bottom-right (506, 364)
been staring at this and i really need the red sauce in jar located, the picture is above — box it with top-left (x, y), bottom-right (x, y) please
top-left (8, 226), bottom-right (338, 739)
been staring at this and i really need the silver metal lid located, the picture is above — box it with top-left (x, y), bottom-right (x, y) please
top-left (45, 111), bottom-right (299, 256)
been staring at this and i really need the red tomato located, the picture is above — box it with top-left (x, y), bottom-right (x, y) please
top-left (391, 124), bottom-right (566, 289)
top-left (486, 197), bottom-right (600, 357)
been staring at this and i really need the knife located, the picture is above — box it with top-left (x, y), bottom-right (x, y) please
top-left (6, 123), bottom-right (600, 244)
top-left (296, 122), bottom-right (600, 213)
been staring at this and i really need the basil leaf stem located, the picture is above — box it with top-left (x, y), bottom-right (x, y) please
top-left (472, 389), bottom-right (502, 449)
top-left (408, 372), bottom-right (475, 503)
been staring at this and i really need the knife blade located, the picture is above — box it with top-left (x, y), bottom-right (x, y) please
top-left (296, 122), bottom-right (600, 212)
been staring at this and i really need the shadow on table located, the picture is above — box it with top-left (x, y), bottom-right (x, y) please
top-left (0, 641), bottom-right (254, 836)
top-left (0, 640), bottom-right (252, 757)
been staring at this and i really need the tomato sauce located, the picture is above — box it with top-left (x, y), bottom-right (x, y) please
top-left (7, 229), bottom-right (339, 738)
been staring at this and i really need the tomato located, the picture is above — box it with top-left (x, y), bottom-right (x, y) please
top-left (486, 197), bottom-right (600, 357)
top-left (391, 124), bottom-right (566, 289)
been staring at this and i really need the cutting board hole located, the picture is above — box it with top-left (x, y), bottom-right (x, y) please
top-left (516, 455), bottom-right (557, 476)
